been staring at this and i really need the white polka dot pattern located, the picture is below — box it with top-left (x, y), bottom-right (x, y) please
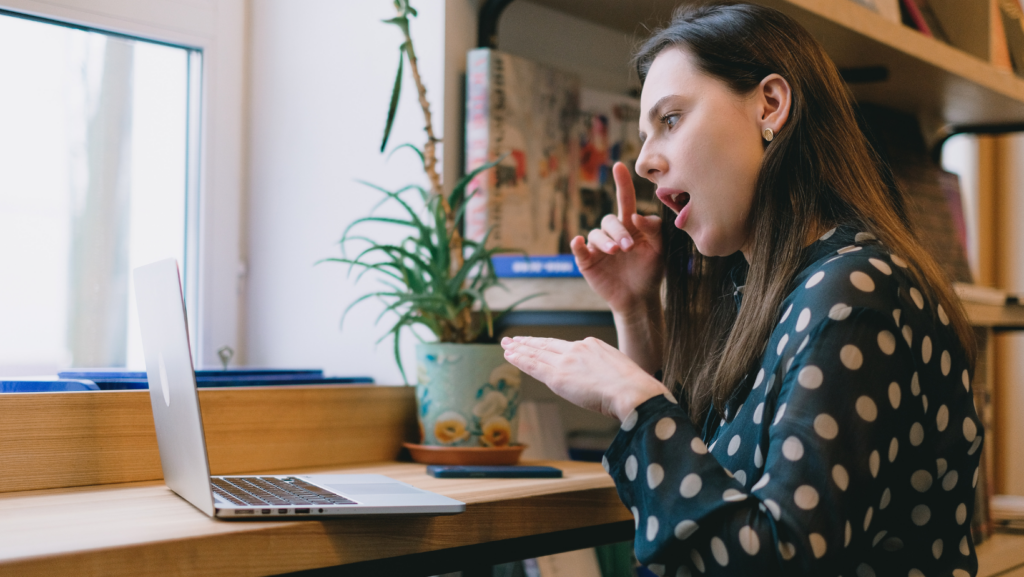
top-left (910, 287), bottom-right (925, 309)
top-left (690, 550), bottom-right (704, 573)
top-left (778, 541), bottom-right (795, 560)
top-left (889, 382), bottom-right (901, 408)
top-left (604, 230), bottom-right (980, 577)
top-left (776, 333), bottom-right (789, 355)
top-left (622, 410), bottom-right (638, 431)
top-left (810, 533), bottom-right (827, 558)
top-left (680, 474), bottom-right (702, 498)
top-left (795, 485), bottom-right (819, 509)
top-left (798, 366), bottom-right (823, 389)
top-left (625, 455), bottom-right (638, 481)
top-left (833, 464), bottom-right (849, 490)
top-left (780, 303), bottom-right (793, 323)
top-left (739, 526), bottom-right (760, 555)
top-left (840, 344), bottom-right (863, 369)
top-left (782, 436), bottom-right (804, 461)
top-left (796, 308), bottom-right (812, 331)
top-left (877, 330), bottom-right (896, 354)
top-left (690, 437), bottom-right (708, 455)
top-left (814, 414), bottom-right (839, 439)
top-left (647, 516), bottom-right (659, 541)
top-left (710, 536), bottom-right (729, 566)
top-left (850, 271), bottom-right (875, 292)
top-left (675, 519), bottom-right (698, 540)
top-left (829, 303), bottom-right (853, 320)
top-left (648, 463), bottom-right (665, 489)
top-left (869, 258), bottom-right (892, 275)
top-left (856, 396), bottom-right (878, 421)
top-left (655, 418), bottom-right (677, 440)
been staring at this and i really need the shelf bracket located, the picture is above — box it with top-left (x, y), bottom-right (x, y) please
top-left (478, 0), bottom-right (517, 49)
top-left (931, 122), bottom-right (1024, 163)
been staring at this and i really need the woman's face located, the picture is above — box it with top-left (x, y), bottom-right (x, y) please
top-left (635, 47), bottom-right (768, 260)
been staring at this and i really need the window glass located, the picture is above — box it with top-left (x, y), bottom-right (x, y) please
top-left (0, 11), bottom-right (200, 376)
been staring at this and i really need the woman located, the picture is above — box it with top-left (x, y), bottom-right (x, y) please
top-left (500, 3), bottom-right (983, 576)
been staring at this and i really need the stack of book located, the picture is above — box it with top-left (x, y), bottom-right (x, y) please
top-left (0, 369), bottom-right (372, 392)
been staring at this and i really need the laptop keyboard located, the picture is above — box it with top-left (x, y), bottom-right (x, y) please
top-left (211, 476), bottom-right (357, 507)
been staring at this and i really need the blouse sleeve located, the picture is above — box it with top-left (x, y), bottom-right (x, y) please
top-left (603, 307), bottom-right (918, 576)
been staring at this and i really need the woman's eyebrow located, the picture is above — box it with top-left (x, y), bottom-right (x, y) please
top-left (646, 95), bottom-right (679, 124)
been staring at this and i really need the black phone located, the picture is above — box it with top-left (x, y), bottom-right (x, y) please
top-left (426, 465), bottom-right (563, 478)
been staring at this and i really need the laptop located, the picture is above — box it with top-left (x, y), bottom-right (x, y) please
top-left (133, 258), bottom-right (465, 519)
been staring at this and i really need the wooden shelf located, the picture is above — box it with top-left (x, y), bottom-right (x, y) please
top-left (978, 532), bottom-right (1024, 577)
top-left (486, 278), bottom-right (1024, 330)
top-left (528, 0), bottom-right (1024, 129)
top-left (963, 301), bottom-right (1024, 330)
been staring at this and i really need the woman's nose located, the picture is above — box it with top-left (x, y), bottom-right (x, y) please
top-left (635, 141), bottom-right (662, 182)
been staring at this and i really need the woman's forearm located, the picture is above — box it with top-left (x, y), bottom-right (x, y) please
top-left (613, 297), bottom-right (665, 375)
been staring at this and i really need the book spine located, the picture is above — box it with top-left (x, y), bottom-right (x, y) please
top-left (464, 48), bottom-right (494, 247)
top-left (901, 0), bottom-right (934, 35)
top-left (993, 0), bottom-right (1014, 71)
top-left (492, 254), bottom-right (581, 277)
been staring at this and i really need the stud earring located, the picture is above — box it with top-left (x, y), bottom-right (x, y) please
top-left (762, 128), bottom-right (774, 142)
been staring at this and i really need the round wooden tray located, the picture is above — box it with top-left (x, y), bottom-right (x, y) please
top-left (402, 442), bottom-right (525, 465)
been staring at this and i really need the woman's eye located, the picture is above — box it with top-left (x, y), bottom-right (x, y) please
top-left (661, 113), bottom-right (680, 128)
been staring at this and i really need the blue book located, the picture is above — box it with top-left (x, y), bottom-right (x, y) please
top-left (1, 379), bottom-right (100, 392)
top-left (58, 368), bottom-right (325, 380)
top-left (492, 254), bottom-right (581, 278)
top-left (52, 368), bottom-right (372, 390)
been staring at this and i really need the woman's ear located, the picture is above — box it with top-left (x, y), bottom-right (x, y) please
top-left (759, 73), bottom-right (791, 136)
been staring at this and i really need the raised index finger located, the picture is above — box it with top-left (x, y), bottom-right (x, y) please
top-left (613, 162), bottom-right (638, 234)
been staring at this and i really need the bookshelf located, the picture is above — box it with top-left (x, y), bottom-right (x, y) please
top-left (485, 278), bottom-right (1024, 329)
top-left (468, 0), bottom-right (1024, 559)
top-left (520, 0), bottom-right (1024, 137)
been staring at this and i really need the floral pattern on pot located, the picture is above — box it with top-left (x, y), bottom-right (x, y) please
top-left (415, 343), bottom-right (521, 447)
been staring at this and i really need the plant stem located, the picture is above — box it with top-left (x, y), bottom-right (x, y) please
top-left (397, 5), bottom-right (473, 341)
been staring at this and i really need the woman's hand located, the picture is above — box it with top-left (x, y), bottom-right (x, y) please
top-left (501, 335), bottom-right (670, 422)
top-left (572, 162), bottom-right (664, 315)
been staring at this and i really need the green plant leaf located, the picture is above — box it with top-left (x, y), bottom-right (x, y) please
top-left (380, 42), bottom-right (407, 153)
top-left (448, 155), bottom-right (504, 218)
top-left (386, 143), bottom-right (425, 165)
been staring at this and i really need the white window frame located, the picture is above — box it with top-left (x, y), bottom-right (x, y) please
top-left (0, 0), bottom-right (246, 368)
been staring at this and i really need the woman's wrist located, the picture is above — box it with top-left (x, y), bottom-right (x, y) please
top-left (610, 293), bottom-right (663, 322)
top-left (613, 375), bottom-right (670, 422)
top-left (613, 297), bottom-right (665, 375)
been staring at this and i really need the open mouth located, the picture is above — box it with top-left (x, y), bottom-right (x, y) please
top-left (660, 191), bottom-right (690, 214)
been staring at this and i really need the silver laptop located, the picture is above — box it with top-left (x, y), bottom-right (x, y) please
top-left (133, 258), bottom-right (465, 519)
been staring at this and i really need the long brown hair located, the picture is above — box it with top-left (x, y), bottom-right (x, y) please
top-left (635, 2), bottom-right (977, 423)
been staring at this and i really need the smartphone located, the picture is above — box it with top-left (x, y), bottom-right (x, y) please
top-left (426, 465), bottom-right (563, 478)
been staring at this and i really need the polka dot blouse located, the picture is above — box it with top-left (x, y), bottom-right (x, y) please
top-left (603, 225), bottom-right (983, 577)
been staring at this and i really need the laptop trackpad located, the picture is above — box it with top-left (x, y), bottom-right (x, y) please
top-left (326, 484), bottom-right (424, 495)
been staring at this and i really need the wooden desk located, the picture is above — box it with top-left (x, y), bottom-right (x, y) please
top-left (3, 462), bottom-right (1022, 577)
top-left (0, 460), bottom-right (632, 577)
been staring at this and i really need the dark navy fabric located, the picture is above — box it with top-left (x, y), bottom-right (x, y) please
top-left (604, 225), bottom-right (983, 577)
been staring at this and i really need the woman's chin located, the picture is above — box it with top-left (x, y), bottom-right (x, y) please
top-left (691, 234), bottom-right (741, 259)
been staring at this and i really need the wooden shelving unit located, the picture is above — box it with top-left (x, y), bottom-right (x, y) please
top-left (474, 0), bottom-right (1024, 565)
top-left (485, 278), bottom-right (1024, 329)
top-left (527, 0), bottom-right (1024, 133)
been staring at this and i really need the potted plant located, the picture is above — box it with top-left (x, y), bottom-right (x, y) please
top-left (323, 0), bottom-right (532, 458)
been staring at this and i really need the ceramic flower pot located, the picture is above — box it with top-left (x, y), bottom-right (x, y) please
top-left (415, 343), bottom-right (521, 447)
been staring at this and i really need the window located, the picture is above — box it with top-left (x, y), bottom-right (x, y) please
top-left (0, 10), bottom-right (201, 376)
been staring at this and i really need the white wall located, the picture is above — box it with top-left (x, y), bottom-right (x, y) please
top-left (244, 0), bottom-right (635, 387)
top-left (246, 1), bottom-right (452, 383)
